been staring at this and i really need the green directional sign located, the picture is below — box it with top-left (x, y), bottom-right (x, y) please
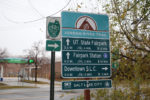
top-left (62, 80), bottom-right (112, 90)
top-left (62, 65), bottom-right (110, 77)
top-left (62, 37), bottom-right (110, 51)
top-left (61, 11), bottom-right (111, 78)
top-left (46, 40), bottom-right (61, 51)
top-left (62, 51), bottom-right (110, 64)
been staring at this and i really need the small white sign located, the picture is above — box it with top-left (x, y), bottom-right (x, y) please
top-left (46, 17), bottom-right (61, 40)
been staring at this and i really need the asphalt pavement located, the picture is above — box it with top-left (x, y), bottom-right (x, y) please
top-left (0, 77), bottom-right (84, 100)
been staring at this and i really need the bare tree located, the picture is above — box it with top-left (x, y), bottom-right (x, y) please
top-left (24, 41), bottom-right (44, 82)
top-left (0, 48), bottom-right (8, 58)
top-left (0, 48), bottom-right (8, 78)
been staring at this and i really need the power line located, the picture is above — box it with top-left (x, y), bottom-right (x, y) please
top-left (47, 0), bottom-right (71, 17)
top-left (2, 0), bottom-right (71, 24)
top-left (28, 0), bottom-right (45, 18)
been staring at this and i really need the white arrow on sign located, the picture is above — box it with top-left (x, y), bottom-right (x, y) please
top-left (66, 39), bottom-right (70, 46)
top-left (66, 52), bottom-right (70, 59)
top-left (105, 82), bottom-right (110, 87)
top-left (102, 67), bottom-right (108, 71)
top-left (86, 81), bottom-right (89, 88)
top-left (48, 43), bottom-right (59, 49)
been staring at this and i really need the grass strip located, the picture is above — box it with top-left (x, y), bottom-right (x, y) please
top-left (21, 80), bottom-right (49, 84)
top-left (0, 83), bottom-right (36, 90)
top-left (0, 86), bottom-right (36, 89)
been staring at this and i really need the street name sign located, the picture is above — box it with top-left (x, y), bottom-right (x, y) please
top-left (61, 11), bottom-right (111, 78)
top-left (46, 17), bottom-right (61, 40)
top-left (46, 40), bottom-right (61, 51)
top-left (62, 80), bottom-right (112, 90)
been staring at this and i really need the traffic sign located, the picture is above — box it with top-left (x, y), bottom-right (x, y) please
top-left (46, 17), bottom-right (61, 40)
top-left (62, 65), bottom-right (110, 77)
top-left (62, 80), bottom-right (112, 90)
top-left (61, 11), bottom-right (111, 78)
top-left (62, 51), bottom-right (110, 64)
top-left (62, 37), bottom-right (110, 51)
top-left (46, 40), bottom-right (61, 51)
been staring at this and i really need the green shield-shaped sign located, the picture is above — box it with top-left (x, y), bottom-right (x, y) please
top-left (48, 20), bottom-right (60, 38)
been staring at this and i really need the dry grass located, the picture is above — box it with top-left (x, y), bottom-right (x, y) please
top-left (0, 83), bottom-right (35, 89)
top-left (21, 80), bottom-right (49, 84)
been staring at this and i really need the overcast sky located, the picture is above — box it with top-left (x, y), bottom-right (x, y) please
top-left (0, 0), bottom-right (104, 58)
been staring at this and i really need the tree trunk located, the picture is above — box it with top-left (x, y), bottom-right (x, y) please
top-left (35, 64), bottom-right (37, 82)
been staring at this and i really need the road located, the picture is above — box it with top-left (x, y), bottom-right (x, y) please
top-left (0, 87), bottom-right (83, 100)
top-left (0, 77), bottom-right (84, 100)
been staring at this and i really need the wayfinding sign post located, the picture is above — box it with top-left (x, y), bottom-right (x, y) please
top-left (46, 17), bottom-right (61, 100)
top-left (61, 11), bottom-right (111, 79)
top-left (61, 11), bottom-right (112, 100)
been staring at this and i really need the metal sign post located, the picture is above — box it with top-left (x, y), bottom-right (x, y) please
top-left (84, 89), bottom-right (90, 100)
top-left (84, 78), bottom-right (90, 100)
top-left (50, 51), bottom-right (55, 100)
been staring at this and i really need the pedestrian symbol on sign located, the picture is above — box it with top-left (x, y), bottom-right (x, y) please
top-left (76, 16), bottom-right (97, 31)
top-left (103, 53), bottom-right (108, 58)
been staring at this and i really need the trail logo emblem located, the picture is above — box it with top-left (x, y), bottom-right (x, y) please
top-left (76, 16), bottom-right (97, 31)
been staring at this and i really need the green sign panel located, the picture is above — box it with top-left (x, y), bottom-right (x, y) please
top-left (46, 17), bottom-right (61, 40)
top-left (62, 51), bottom-right (110, 64)
top-left (46, 40), bottom-right (61, 51)
top-left (62, 65), bottom-right (110, 77)
top-left (62, 37), bottom-right (110, 51)
top-left (62, 80), bottom-right (112, 90)
top-left (0, 58), bottom-right (34, 64)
